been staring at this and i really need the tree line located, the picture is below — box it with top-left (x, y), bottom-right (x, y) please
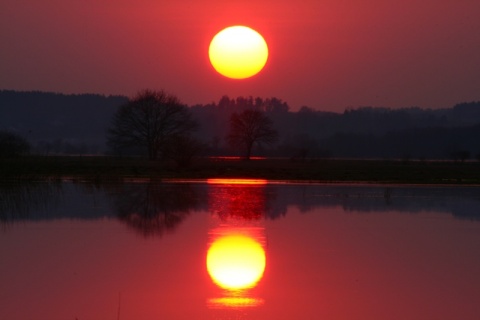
top-left (106, 90), bottom-right (278, 163)
top-left (189, 96), bottom-right (480, 161)
top-left (1, 89), bottom-right (480, 161)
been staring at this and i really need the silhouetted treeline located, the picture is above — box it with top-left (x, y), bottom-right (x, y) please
top-left (1, 90), bottom-right (480, 159)
top-left (191, 97), bottom-right (480, 159)
top-left (0, 90), bottom-right (127, 154)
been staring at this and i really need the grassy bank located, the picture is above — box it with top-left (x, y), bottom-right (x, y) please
top-left (1, 156), bottom-right (480, 185)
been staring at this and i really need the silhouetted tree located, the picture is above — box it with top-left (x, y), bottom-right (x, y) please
top-left (450, 150), bottom-right (471, 162)
top-left (107, 90), bottom-right (197, 160)
top-left (458, 150), bottom-right (471, 162)
top-left (227, 109), bottom-right (278, 160)
top-left (0, 131), bottom-right (30, 158)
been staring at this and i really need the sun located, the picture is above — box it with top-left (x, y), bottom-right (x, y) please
top-left (208, 26), bottom-right (269, 79)
top-left (206, 234), bottom-right (266, 290)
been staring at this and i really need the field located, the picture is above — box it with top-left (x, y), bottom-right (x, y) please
top-left (2, 155), bottom-right (480, 185)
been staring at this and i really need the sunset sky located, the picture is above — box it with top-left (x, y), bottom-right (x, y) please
top-left (1, 0), bottom-right (479, 111)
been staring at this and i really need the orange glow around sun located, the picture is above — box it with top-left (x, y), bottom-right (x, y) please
top-left (208, 26), bottom-right (268, 79)
top-left (206, 233), bottom-right (266, 290)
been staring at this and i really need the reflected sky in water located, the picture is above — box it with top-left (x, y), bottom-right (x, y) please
top-left (1, 179), bottom-right (480, 319)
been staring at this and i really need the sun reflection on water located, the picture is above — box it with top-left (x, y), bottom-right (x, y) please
top-left (207, 233), bottom-right (266, 290)
top-left (207, 178), bottom-right (268, 185)
top-left (206, 178), bottom-right (268, 309)
top-left (206, 228), bottom-right (266, 309)
top-left (208, 296), bottom-right (265, 309)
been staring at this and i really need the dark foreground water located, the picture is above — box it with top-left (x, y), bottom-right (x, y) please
top-left (1, 179), bottom-right (480, 320)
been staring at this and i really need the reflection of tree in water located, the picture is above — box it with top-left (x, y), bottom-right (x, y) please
top-left (0, 180), bottom-right (61, 224)
top-left (208, 185), bottom-right (271, 221)
top-left (110, 182), bottom-right (199, 238)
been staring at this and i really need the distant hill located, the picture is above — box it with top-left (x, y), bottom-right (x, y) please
top-left (0, 90), bottom-right (127, 154)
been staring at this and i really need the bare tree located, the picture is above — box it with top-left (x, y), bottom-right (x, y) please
top-left (0, 131), bottom-right (30, 158)
top-left (227, 109), bottom-right (278, 160)
top-left (107, 90), bottom-right (197, 160)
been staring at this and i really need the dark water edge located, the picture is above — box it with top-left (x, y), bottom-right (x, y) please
top-left (2, 156), bottom-right (480, 185)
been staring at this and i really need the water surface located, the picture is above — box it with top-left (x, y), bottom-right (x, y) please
top-left (1, 180), bottom-right (480, 319)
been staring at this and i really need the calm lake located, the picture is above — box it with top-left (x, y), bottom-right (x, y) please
top-left (1, 179), bottom-right (480, 320)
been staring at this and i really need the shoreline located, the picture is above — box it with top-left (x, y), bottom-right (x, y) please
top-left (2, 156), bottom-right (480, 185)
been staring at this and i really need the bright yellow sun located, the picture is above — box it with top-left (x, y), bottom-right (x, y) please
top-left (208, 26), bottom-right (269, 79)
top-left (206, 234), bottom-right (266, 290)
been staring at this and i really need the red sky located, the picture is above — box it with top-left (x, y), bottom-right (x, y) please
top-left (1, 0), bottom-right (479, 111)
